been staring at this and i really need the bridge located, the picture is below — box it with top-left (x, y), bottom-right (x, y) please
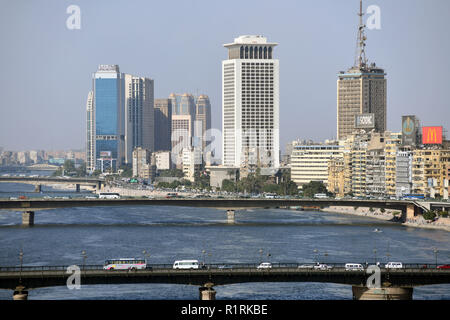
top-left (0, 197), bottom-right (447, 226)
top-left (1, 263), bottom-right (449, 300)
top-left (0, 197), bottom-right (434, 226)
top-left (0, 176), bottom-right (105, 192)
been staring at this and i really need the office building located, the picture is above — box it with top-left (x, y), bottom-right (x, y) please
top-left (154, 99), bottom-right (172, 151)
top-left (195, 94), bottom-right (211, 152)
top-left (290, 142), bottom-right (343, 188)
top-left (337, 2), bottom-right (387, 140)
top-left (124, 75), bottom-right (154, 164)
top-left (92, 65), bottom-right (124, 173)
top-left (222, 35), bottom-right (280, 169)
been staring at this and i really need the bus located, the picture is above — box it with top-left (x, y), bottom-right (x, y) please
top-left (99, 192), bottom-right (120, 199)
top-left (402, 194), bottom-right (425, 200)
top-left (103, 258), bottom-right (146, 270)
top-left (314, 193), bottom-right (328, 199)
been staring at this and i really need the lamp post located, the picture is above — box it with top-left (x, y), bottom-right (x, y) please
top-left (19, 248), bottom-right (24, 284)
top-left (313, 249), bottom-right (318, 264)
top-left (324, 251), bottom-right (328, 264)
top-left (142, 250), bottom-right (150, 265)
top-left (81, 250), bottom-right (87, 271)
top-left (373, 248), bottom-right (377, 264)
top-left (433, 248), bottom-right (438, 266)
top-left (259, 249), bottom-right (263, 264)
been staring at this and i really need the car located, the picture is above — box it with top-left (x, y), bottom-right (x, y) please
top-left (218, 265), bottom-right (233, 269)
top-left (298, 264), bottom-right (315, 269)
top-left (314, 263), bottom-right (333, 270)
top-left (385, 262), bottom-right (403, 269)
top-left (257, 262), bottom-right (272, 269)
top-left (437, 264), bottom-right (450, 269)
top-left (345, 263), bottom-right (364, 271)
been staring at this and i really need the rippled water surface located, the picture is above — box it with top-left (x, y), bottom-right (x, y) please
top-left (0, 180), bottom-right (449, 300)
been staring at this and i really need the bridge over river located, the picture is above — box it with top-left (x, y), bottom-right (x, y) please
top-left (1, 263), bottom-right (449, 300)
top-left (1, 197), bottom-right (449, 226)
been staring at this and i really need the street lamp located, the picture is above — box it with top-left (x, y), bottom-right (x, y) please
top-left (313, 249), bottom-right (318, 264)
top-left (259, 249), bottom-right (264, 264)
top-left (373, 248), bottom-right (377, 264)
top-left (19, 248), bottom-right (24, 283)
top-left (433, 248), bottom-right (438, 266)
top-left (324, 251), bottom-right (328, 264)
top-left (81, 250), bottom-right (87, 271)
top-left (142, 250), bottom-right (150, 263)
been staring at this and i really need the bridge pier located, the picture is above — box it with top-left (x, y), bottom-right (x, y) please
top-left (406, 204), bottom-right (416, 220)
top-left (199, 283), bottom-right (216, 300)
top-left (352, 286), bottom-right (413, 300)
top-left (13, 285), bottom-right (28, 300)
top-left (34, 184), bottom-right (42, 193)
top-left (227, 210), bottom-right (235, 224)
top-left (22, 211), bottom-right (35, 227)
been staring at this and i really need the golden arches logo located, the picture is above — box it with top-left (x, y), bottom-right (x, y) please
top-left (422, 127), bottom-right (442, 144)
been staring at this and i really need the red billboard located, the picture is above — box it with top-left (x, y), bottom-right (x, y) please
top-left (422, 126), bottom-right (443, 144)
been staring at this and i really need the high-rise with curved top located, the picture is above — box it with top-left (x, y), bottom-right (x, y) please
top-left (222, 35), bottom-right (280, 169)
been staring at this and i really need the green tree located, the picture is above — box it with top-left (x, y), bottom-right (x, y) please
top-left (423, 210), bottom-right (436, 221)
top-left (221, 179), bottom-right (236, 192)
top-left (302, 181), bottom-right (327, 198)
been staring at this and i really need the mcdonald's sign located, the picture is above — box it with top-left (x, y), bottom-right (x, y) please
top-left (422, 126), bottom-right (443, 144)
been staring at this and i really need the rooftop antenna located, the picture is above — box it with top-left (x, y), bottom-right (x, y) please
top-left (354, 0), bottom-right (368, 69)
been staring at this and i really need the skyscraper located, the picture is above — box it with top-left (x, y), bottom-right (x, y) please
top-left (337, 0), bottom-right (387, 141)
top-left (170, 93), bottom-right (196, 166)
top-left (92, 65), bottom-right (124, 172)
top-left (86, 90), bottom-right (95, 173)
top-left (154, 98), bottom-right (172, 151)
top-left (86, 65), bottom-right (154, 173)
top-left (194, 94), bottom-right (211, 152)
top-left (123, 74), bottom-right (154, 164)
top-left (222, 35), bottom-right (280, 169)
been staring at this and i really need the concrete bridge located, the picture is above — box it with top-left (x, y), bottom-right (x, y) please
top-left (0, 176), bottom-right (105, 192)
top-left (1, 263), bottom-right (449, 300)
top-left (0, 197), bottom-right (445, 226)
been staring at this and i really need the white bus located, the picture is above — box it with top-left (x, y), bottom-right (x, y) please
top-left (314, 193), bottom-right (328, 199)
top-left (173, 260), bottom-right (199, 270)
top-left (99, 192), bottom-right (120, 199)
top-left (103, 258), bottom-right (146, 270)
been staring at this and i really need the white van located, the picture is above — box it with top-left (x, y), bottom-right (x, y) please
top-left (345, 263), bottom-right (364, 271)
top-left (385, 262), bottom-right (403, 269)
top-left (173, 260), bottom-right (199, 270)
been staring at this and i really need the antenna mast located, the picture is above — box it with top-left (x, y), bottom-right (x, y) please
top-left (355, 0), bottom-right (368, 69)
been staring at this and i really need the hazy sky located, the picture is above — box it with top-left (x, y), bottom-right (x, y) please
top-left (1, 0), bottom-right (449, 153)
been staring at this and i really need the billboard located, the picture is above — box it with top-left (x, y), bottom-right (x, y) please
top-left (422, 126), bottom-right (443, 145)
top-left (355, 113), bottom-right (375, 129)
top-left (100, 151), bottom-right (112, 158)
top-left (402, 115), bottom-right (420, 146)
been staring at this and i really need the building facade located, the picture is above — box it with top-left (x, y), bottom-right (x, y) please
top-left (290, 143), bottom-right (343, 188)
top-left (154, 98), bottom-right (172, 152)
top-left (124, 75), bottom-right (154, 164)
top-left (92, 65), bottom-right (124, 173)
top-left (222, 35), bottom-right (280, 169)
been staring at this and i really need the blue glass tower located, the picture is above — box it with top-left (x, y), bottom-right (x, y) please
top-left (93, 65), bottom-right (124, 172)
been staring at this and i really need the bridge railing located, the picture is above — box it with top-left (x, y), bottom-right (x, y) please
top-left (0, 263), bottom-right (446, 272)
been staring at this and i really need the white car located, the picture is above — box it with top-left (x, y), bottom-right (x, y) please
top-left (257, 262), bottom-right (272, 269)
top-left (345, 263), bottom-right (364, 271)
top-left (314, 263), bottom-right (333, 270)
top-left (385, 262), bottom-right (403, 269)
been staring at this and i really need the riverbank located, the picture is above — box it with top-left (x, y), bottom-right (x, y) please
top-left (324, 206), bottom-right (450, 232)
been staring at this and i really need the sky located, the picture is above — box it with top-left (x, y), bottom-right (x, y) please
top-left (0, 0), bottom-right (449, 153)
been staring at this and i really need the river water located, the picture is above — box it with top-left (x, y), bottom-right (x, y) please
top-left (0, 176), bottom-right (449, 300)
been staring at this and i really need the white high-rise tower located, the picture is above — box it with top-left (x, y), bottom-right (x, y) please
top-left (222, 35), bottom-right (280, 169)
